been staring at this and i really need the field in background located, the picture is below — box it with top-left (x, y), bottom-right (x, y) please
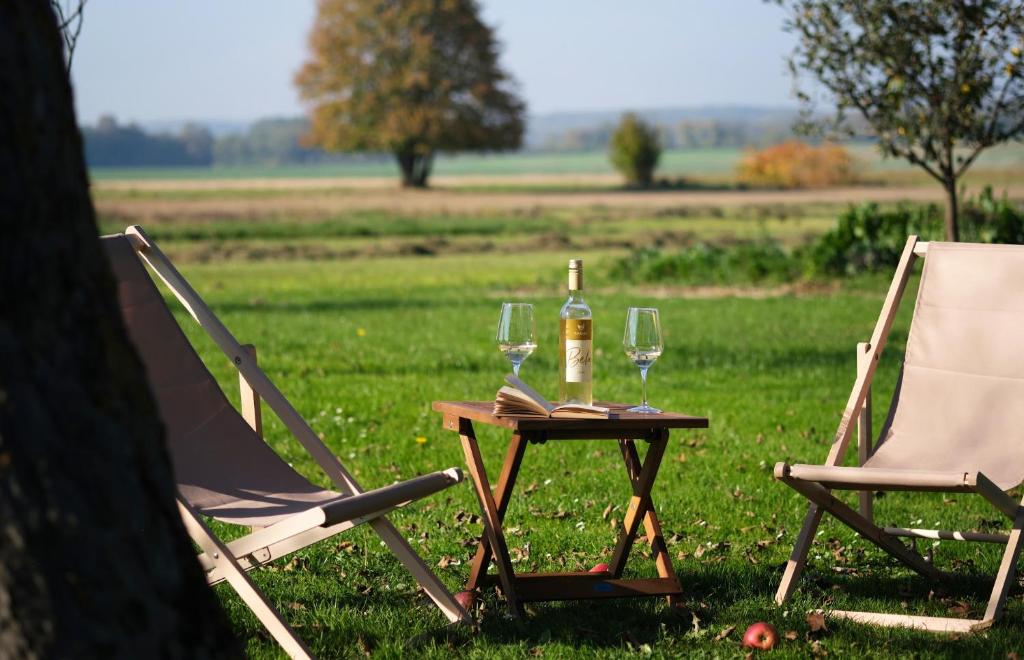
top-left (94, 156), bottom-right (1024, 657)
top-left (89, 142), bottom-right (1024, 184)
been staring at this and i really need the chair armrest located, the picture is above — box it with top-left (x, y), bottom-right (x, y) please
top-left (320, 468), bottom-right (463, 527)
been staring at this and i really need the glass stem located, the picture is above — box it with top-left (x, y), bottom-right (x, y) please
top-left (512, 361), bottom-right (521, 377)
top-left (639, 366), bottom-right (649, 406)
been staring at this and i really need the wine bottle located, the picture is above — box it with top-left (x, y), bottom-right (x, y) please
top-left (559, 259), bottom-right (593, 405)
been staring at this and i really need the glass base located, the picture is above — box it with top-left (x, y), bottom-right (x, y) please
top-left (627, 404), bottom-right (662, 414)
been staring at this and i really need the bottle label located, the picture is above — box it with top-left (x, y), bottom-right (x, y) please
top-left (562, 319), bottom-right (592, 383)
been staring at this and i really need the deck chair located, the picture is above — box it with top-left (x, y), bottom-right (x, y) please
top-left (102, 225), bottom-right (471, 659)
top-left (774, 236), bottom-right (1024, 634)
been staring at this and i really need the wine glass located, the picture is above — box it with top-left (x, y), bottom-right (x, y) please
top-left (496, 303), bottom-right (536, 377)
top-left (623, 307), bottom-right (663, 414)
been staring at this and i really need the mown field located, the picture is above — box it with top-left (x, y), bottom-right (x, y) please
top-left (100, 170), bottom-right (1024, 658)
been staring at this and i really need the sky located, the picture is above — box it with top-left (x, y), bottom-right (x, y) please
top-left (69, 0), bottom-right (798, 125)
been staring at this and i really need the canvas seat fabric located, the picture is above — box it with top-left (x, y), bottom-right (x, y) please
top-left (103, 235), bottom-right (343, 526)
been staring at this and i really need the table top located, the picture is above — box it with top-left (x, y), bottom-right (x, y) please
top-left (432, 400), bottom-right (709, 434)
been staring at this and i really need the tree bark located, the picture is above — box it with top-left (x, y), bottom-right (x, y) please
top-left (943, 179), bottom-right (960, 242)
top-left (0, 4), bottom-right (240, 657)
top-left (395, 148), bottom-right (433, 188)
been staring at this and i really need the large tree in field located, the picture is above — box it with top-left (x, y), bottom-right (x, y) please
top-left (779, 1), bottom-right (1024, 241)
top-left (0, 3), bottom-right (239, 656)
top-left (295, 0), bottom-right (526, 188)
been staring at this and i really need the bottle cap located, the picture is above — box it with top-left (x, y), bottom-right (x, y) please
top-left (568, 259), bottom-right (583, 290)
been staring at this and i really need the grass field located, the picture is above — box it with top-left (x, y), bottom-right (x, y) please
top-left (93, 155), bottom-right (1024, 657)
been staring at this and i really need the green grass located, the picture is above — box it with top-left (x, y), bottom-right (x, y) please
top-left (162, 250), bottom-right (1024, 658)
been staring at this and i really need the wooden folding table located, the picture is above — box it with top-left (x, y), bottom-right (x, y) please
top-left (432, 400), bottom-right (709, 615)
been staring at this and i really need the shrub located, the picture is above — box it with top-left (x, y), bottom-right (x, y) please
top-left (609, 113), bottom-right (661, 187)
top-left (610, 241), bottom-right (801, 286)
top-left (808, 186), bottom-right (1024, 276)
top-left (737, 141), bottom-right (856, 189)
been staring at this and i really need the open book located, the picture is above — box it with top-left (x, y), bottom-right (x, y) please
top-left (494, 374), bottom-right (609, 419)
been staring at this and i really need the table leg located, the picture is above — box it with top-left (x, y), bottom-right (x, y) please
top-left (609, 432), bottom-right (670, 581)
top-left (466, 433), bottom-right (527, 592)
top-left (618, 435), bottom-right (683, 604)
top-left (457, 418), bottom-right (522, 615)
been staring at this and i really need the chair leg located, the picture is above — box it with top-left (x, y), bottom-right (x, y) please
top-left (781, 477), bottom-right (941, 580)
top-left (776, 502), bottom-right (824, 604)
top-left (982, 505), bottom-right (1024, 624)
top-left (368, 516), bottom-right (473, 624)
top-left (177, 501), bottom-right (313, 660)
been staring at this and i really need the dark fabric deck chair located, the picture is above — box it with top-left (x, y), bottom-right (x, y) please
top-left (102, 226), bottom-right (470, 659)
top-left (773, 236), bottom-right (1024, 633)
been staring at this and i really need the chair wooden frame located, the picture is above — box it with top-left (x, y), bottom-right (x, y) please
top-left (774, 236), bottom-right (1024, 633)
top-left (119, 226), bottom-right (471, 659)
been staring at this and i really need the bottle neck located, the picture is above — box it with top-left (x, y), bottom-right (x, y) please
top-left (566, 288), bottom-right (585, 302)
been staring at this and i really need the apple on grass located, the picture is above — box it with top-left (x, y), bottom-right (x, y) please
top-left (742, 622), bottom-right (779, 650)
top-left (454, 590), bottom-right (475, 611)
top-left (588, 563), bottom-right (610, 573)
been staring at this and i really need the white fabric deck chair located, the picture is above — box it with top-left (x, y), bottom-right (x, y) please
top-left (102, 226), bottom-right (470, 659)
top-left (774, 237), bottom-right (1024, 634)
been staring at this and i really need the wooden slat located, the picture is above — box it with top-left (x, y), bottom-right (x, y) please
top-left (458, 419), bottom-right (522, 615)
top-left (619, 437), bottom-right (680, 597)
top-left (829, 610), bottom-right (983, 633)
top-left (466, 433), bottom-right (527, 591)
top-left (883, 527), bottom-right (1008, 544)
top-left (972, 473), bottom-right (1022, 520)
top-left (239, 343), bottom-right (263, 438)
top-left (856, 342), bottom-right (872, 521)
top-left (609, 433), bottom-right (668, 576)
top-left (982, 498), bottom-right (1024, 622)
top-left (828, 236), bottom-right (918, 466)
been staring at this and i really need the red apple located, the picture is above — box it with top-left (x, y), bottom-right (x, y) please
top-left (742, 622), bottom-right (779, 650)
top-left (453, 590), bottom-right (475, 611)
top-left (589, 562), bottom-right (610, 573)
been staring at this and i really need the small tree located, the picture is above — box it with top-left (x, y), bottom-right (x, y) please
top-left (778, 1), bottom-right (1024, 241)
top-left (610, 112), bottom-right (662, 187)
top-left (295, 0), bottom-right (525, 188)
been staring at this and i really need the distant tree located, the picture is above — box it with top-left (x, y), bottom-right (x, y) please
top-left (81, 116), bottom-right (212, 167)
top-left (609, 112), bottom-right (662, 187)
top-left (778, 1), bottom-right (1024, 241)
top-left (1, 2), bottom-right (239, 655)
top-left (295, 0), bottom-right (525, 188)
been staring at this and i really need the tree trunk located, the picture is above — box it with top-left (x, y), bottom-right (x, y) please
top-left (395, 148), bottom-right (433, 188)
top-left (943, 179), bottom-right (960, 242)
top-left (0, 4), bottom-right (240, 657)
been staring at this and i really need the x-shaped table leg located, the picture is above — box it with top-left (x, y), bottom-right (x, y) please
top-left (609, 431), bottom-right (681, 603)
top-left (458, 419), bottom-right (523, 615)
top-left (465, 432), bottom-right (527, 592)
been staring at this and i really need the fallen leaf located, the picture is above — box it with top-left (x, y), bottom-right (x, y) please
top-left (806, 611), bottom-right (827, 633)
top-left (602, 502), bottom-right (613, 520)
top-left (714, 625), bottom-right (735, 641)
top-left (785, 630), bottom-right (799, 641)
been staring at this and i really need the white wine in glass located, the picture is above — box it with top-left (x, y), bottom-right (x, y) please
top-left (496, 303), bottom-right (536, 377)
top-left (623, 307), bottom-right (663, 414)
